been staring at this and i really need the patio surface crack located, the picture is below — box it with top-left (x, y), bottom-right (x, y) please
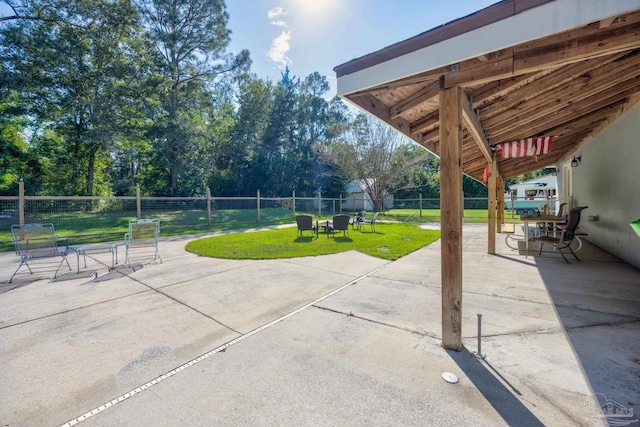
top-left (311, 305), bottom-right (439, 340)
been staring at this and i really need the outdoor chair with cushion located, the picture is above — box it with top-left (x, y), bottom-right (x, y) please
top-left (124, 219), bottom-right (162, 266)
top-left (328, 214), bottom-right (350, 237)
top-left (295, 215), bottom-right (318, 237)
top-left (361, 211), bottom-right (380, 232)
top-left (533, 206), bottom-right (587, 263)
top-left (10, 223), bottom-right (71, 282)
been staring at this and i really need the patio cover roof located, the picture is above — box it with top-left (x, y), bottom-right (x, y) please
top-left (334, 0), bottom-right (640, 181)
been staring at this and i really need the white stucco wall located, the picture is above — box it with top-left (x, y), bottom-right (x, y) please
top-left (569, 104), bottom-right (640, 269)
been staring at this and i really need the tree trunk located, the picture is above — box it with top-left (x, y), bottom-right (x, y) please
top-left (170, 81), bottom-right (179, 194)
top-left (86, 150), bottom-right (95, 211)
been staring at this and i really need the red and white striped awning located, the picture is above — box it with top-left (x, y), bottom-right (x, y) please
top-left (494, 137), bottom-right (553, 162)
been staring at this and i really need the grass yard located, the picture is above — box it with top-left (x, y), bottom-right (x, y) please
top-left (380, 208), bottom-right (522, 224)
top-left (185, 222), bottom-right (441, 261)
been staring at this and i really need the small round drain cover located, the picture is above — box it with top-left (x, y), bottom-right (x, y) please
top-left (441, 372), bottom-right (459, 384)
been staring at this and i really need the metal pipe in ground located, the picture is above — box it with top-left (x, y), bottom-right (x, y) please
top-left (477, 313), bottom-right (483, 358)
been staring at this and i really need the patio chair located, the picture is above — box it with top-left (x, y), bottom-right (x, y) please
top-left (351, 210), bottom-right (366, 230)
top-left (361, 211), bottom-right (380, 232)
top-left (328, 214), bottom-right (350, 237)
top-left (10, 223), bottom-right (71, 282)
top-left (537, 202), bottom-right (567, 235)
top-left (533, 206), bottom-right (588, 263)
top-left (124, 219), bottom-right (162, 266)
top-left (295, 215), bottom-right (318, 237)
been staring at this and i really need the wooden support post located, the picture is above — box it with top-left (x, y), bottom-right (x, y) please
top-left (419, 193), bottom-right (423, 217)
top-left (18, 179), bottom-right (24, 227)
top-left (257, 189), bottom-right (261, 222)
top-left (488, 160), bottom-right (497, 254)
top-left (439, 86), bottom-right (463, 351)
top-left (292, 191), bottom-right (296, 218)
top-left (206, 187), bottom-right (211, 227)
top-left (136, 185), bottom-right (141, 220)
top-left (497, 177), bottom-right (505, 233)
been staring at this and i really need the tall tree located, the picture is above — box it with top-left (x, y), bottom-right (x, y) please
top-left (1, 0), bottom-right (147, 195)
top-left (138, 0), bottom-right (249, 194)
top-left (321, 114), bottom-right (430, 212)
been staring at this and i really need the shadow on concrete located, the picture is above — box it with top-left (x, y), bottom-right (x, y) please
top-left (51, 270), bottom-right (97, 282)
top-left (535, 239), bottom-right (640, 420)
top-left (448, 347), bottom-right (544, 427)
top-left (0, 277), bottom-right (40, 293)
top-left (93, 264), bottom-right (143, 282)
top-left (492, 253), bottom-right (537, 267)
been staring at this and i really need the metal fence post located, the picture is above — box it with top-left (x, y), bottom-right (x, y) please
top-left (257, 189), bottom-right (261, 222)
top-left (339, 193), bottom-right (343, 213)
top-left (419, 193), bottom-right (423, 217)
top-left (318, 192), bottom-right (321, 217)
top-left (332, 199), bottom-right (335, 216)
top-left (19, 179), bottom-right (24, 226)
top-left (136, 185), bottom-right (141, 219)
top-left (206, 187), bottom-right (211, 227)
top-left (292, 190), bottom-right (296, 218)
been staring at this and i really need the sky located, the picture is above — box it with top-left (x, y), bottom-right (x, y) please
top-left (0, 0), bottom-right (499, 96)
top-left (225, 0), bottom-right (499, 97)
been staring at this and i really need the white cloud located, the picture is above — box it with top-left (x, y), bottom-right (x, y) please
top-left (268, 31), bottom-right (292, 68)
top-left (271, 19), bottom-right (286, 27)
top-left (267, 7), bottom-right (284, 20)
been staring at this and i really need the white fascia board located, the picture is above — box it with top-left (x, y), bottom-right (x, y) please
top-left (337, 0), bottom-right (640, 96)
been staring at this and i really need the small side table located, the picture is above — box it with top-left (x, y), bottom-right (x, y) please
top-left (75, 243), bottom-right (119, 273)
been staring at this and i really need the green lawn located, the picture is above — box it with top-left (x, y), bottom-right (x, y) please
top-left (0, 207), bottom-right (517, 253)
top-left (185, 222), bottom-right (441, 261)
top-left (0, 208), bottom-right (295, 251)
top-left (380, 208), bottom-right (522, 224)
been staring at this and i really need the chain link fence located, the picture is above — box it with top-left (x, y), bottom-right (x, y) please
top-left (2, 183), bottom-right (528, 249)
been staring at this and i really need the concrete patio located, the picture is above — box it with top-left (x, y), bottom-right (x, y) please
top-left (0, 223), bottom-right (638, 426)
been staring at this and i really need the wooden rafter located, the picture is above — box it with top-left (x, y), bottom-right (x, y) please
top-left (479, 52), bottom-right (627, 119)
top-left (390, 80), bottom-right (440, 119)
top-left (490, 81), bottom-right (640, 143)
top-left (441, 13), bottom-right (640, 88)
top-left (349, 94), bottom-right (437, 153)
top-left (341, 8), bottom-right (640, 183)
top-left (459, 90), bottom-right (492, 162)
top-left (483, 55), bottom-right (640, 136)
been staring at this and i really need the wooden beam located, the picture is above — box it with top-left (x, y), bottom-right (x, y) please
top-left (600, 16), bottom-right (617, 29)
top-left (497, 177), bottom-right (505, 233)
top-left (470, 68), bottom-right (557, 110)
top-left (460, 90), bottom-right (493, 162)
top-left (442, 17), bottom-right (640, 88)
top-left (445, 48), bottom-right (514, 88)
top-left (514, 22), bottom-right (640, 74)
top-left (410, 111), bottom-right (439, 135)
top-left (490, 80), bottom-right (640, 144)
top-left (483, 56), bottom-right (640, 139)
top-left (479, 53), bottom-right (626, 119)
top-left (390, 80), bottom-right (441, 119)
top-left (488, 159), bottom-right (497, 254)
top-left (348, 94), bottom-right (437, 153)
top-left (439, 86), bottom-right (463, 351)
